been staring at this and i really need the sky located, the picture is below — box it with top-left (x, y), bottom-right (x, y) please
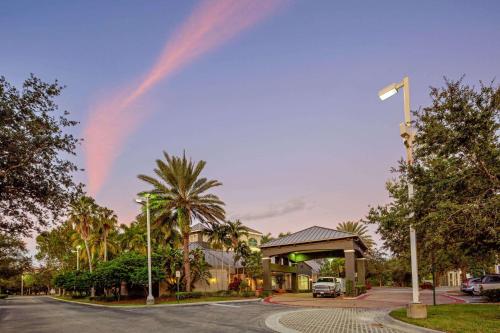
top-left (2, 0), bottom-right (500, 254)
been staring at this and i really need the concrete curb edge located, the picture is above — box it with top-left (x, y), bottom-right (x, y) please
top-left (49, 296), bottom-right (261, 308)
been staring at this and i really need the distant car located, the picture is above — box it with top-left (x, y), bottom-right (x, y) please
top-left (461, 277), bottom-right (481, 294)
top-left (312, 277), bottom-right (340, 298)
top-left (472, 275), bottom-right (500, 296)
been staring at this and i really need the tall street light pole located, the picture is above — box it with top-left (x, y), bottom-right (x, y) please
top-left (379, 76), bottom-right (427, 319)
top-left (136, 195), bottom-right (154, 305)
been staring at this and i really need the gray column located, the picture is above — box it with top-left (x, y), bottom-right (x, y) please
top-left (262, 257), bottom-right (272, 292)
top-left (356, 258), bottom-right (366, 285)
top-left (344, 250), bottom-right (356, 291)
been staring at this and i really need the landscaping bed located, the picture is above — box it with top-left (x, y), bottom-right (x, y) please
top-left (54, 292), bottom-right (257, 306)
top-left (390, 304), bottom-right (500, 333)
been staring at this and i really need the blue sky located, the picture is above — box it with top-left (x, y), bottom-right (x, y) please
top-left (2, 1), bottom-right (499, 252)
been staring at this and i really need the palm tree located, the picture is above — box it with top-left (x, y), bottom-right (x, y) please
top-left (225, 220), bottom-right (248, 280)
top-left (69, 196), bottom-right (97, 273)
top-left (69, 195), bottom-right (97, 297)
top-left (205, 223), bottom-right (229, 290)
top-left (234, 240), bottom-right (251, 277)
top-left (336, 221), bottom-right (375, 250)
top-left (138, 152), bottom-right (225, 292)
top-left (119, 222), bottom-right (147, 254)
top-left (95, 207), bottom-right (117, 261)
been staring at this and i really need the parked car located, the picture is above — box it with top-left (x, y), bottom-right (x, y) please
top-left (312, 277), bottom-right (341, 298)
top-left (472, 275), bottom-right (500, 296)
top-left (461, 277), bottom-right (481, 294)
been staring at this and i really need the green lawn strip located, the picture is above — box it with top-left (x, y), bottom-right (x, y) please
top-left (53, 295), bottom-right (253, 307)
top-left (390, 304), bottom-right (500, 333)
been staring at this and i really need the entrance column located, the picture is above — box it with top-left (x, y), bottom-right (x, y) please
top-left (356, 258), bottom-right (366, 285)
top-left (291, 273), bottom-right (298, 293)
top-left (344, 250), bottom-right (356, 291)
top-left (262, 257), bottom-right (272, 292)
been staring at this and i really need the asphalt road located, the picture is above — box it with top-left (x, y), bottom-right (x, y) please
top-left (0, 296), bottom-right (286, 332)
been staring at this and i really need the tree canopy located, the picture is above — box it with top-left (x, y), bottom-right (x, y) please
top-left (367, 78), bottom-right (499, 276)
top-left (0, 75), bottom-right (81, 236)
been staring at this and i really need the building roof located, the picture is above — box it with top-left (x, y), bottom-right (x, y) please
top-left (189, 242), bottom-right (243, 268)
top-left (190, 222), bottom-right (262, 235)
top-left (260, 225), bottom-right (357, 248)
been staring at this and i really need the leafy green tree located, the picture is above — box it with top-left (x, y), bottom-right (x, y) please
top-left (0, 75), bottom-right (81, 236)
top-left (336, 221), bottom-right (374, 250)
top-left (367, 78), bottom-right (499, 278)
top-left (243, 251), bottom-right (263, 281)
top-left (36, 222), bottom-right (76, 270)
top-left (138, 152), bottom-right (225, 292)
top-left (319, 258), bottom-right (345, 277)
top-left (0, 233), bottom-right (31, 285)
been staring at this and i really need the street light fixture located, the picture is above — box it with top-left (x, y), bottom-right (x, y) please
top-left (135, 194), bottom-right (154, 305)
top-left (72, 245), bottom-right (82, 270)
top-left (378, 76), bottom-right (427, 319)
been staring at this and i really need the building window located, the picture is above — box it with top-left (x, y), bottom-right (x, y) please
top-left (248, 238), bottom-right (258, 247)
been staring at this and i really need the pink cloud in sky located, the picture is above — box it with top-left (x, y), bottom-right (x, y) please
top-left (83, 0), bottom-right (285, 195)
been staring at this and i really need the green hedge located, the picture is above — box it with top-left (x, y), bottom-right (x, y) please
top-left (175, 291), bottom-right (203, 300)
top-left (0, 294), bottom-right (8, 299)
top-left (482, 289), bottom-right (500, 302)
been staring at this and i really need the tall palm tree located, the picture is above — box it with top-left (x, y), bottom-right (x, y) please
top-left (205, 223), bottom-right (229, 290)
top-left (225, 220), bottom-right (248, 281)
top-left (69, 196), bottom-right (97, 273)
top-left (138, 152), bottom-right (225, 292)
top-left (95, 207), bottom-right (117, 261)
top-left (336, 221), bottom-right (375, 250)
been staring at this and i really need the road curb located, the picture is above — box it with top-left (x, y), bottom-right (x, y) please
top-left (379, 313), bottom-right (444, 333)
top-left (49, 296), bottom-right (261, 308)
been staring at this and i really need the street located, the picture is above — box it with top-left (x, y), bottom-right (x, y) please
top-left (0, 296), bottom-right (285, 333)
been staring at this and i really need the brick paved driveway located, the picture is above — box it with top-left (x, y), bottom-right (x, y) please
top-left (268, 287), bottom-right (460, 309)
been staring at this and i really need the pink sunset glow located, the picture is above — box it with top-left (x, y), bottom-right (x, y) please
top-left (83, 0), bottom-right (285, 195)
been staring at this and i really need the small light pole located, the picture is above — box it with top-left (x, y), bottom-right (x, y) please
top-left (379, 76), bottom-right (427, 319)
top-left (136, 195), bottom-right (154, 305)
top-left (72, 245), bottom-right (81, 270)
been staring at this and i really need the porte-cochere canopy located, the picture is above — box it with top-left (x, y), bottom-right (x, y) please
top-left (260, 226), bottom-right (368, 292)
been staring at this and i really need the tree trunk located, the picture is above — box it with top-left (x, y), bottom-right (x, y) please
top-left (183, 232), bottom-right (191, 292)
top-left (84, 239), bottom-right (95, 297)
top-left (104, 234), bottom-right (108, 262)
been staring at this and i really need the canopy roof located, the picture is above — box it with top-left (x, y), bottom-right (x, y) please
top-left (260, 225), bottom-right (362, 249)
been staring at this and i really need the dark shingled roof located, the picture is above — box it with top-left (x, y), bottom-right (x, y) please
top-left (260, 226), bottom-right (357, 248)
top-left (190, 223), bottom-right (262, 235)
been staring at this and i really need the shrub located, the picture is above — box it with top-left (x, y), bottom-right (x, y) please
top-left (175, 291), bottom-right (203, 300)
top-left (228, 278), bottom-right (241, 291)
top-left (355, 284), bottom-right (367, 295)
top-left (345, 280), bottom-right (354, 296)
top-left (482, 289), bottom-right (500, 302)
top-left (0, 294), bottom-right (8, 299)
top-left (260, 290), bottom-right (272, 298)
top-left (240, 291), bottom-right (253, 297)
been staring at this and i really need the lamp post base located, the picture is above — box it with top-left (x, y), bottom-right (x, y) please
top-left (407, 303), bottom-right (427, 319)
top-left (146, 295), bottom-right (155, 305)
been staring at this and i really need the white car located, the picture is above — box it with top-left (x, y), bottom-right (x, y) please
top-left (312, 277), bottom-right (341, 298)
top-left (472, 275), bottom-right (500, 296)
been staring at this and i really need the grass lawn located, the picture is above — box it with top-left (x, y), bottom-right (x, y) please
top-left (390, 304), bottom-right (500, 333)
top-left (54, 295), bottom-right (254, 306)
